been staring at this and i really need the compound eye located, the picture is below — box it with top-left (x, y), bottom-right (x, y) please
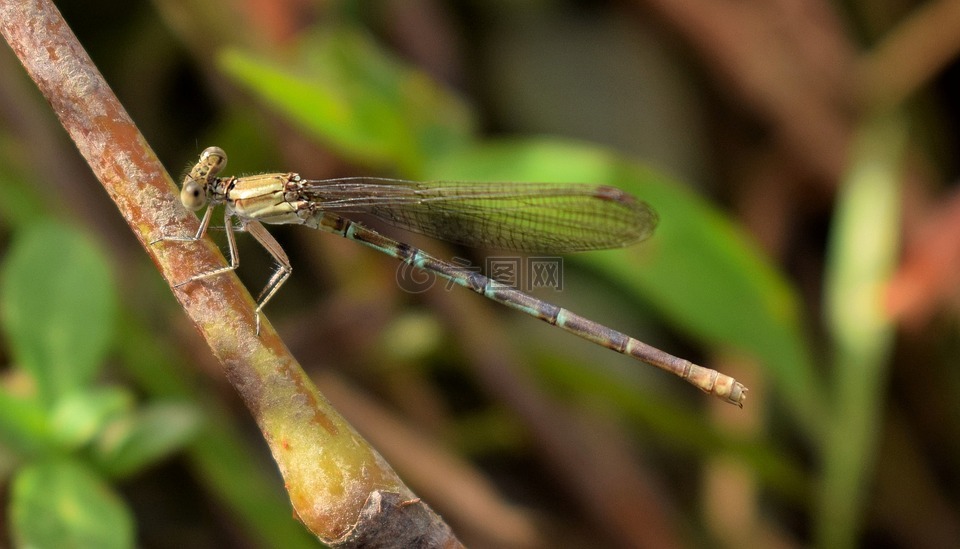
top-left (180, 179), bottom-right (207, 211)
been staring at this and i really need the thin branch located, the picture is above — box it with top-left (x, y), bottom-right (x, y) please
top-left (857, 0), bottom-right (960, 111)
top-left (636, 0), bottom-right (857, 185)
top-left (0, 1), bottom-right (461, 546)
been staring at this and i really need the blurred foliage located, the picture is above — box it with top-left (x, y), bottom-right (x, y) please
top-left (219, 28), bottom-right (475, 174)
top-left (0, 222), bottom-right (200, 548)
top-left (1, 0), bottom-right (959, 548)
top-left (11, 458), bottom-right (133, 549)
top-left (2, 222), bottom-right (116, 407)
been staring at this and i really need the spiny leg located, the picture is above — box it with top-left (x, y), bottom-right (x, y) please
top-left (170, 210), bottom-right (243, 288)
top-left (153, 210), bottom-right (290, 335)
top-left (244, 221), bottom-right (292, 335)
top-left (151, 209), bottom-right (243, 297)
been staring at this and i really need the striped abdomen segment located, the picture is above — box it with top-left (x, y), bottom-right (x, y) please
top-left (309, 212), bottom-right (746, 406)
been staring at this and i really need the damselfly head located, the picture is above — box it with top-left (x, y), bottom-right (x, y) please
top-left (180, 178), bottom-right (207, 210)
top-left (180, 146), bottom-right (229, 210)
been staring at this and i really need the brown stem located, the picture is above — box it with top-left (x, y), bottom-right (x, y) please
top-left (637, 0), bottom-right (857, 185)
top-left (857, 0), bottom-right (960, 111)
top-left (0, 1), bottom-right (460, 546)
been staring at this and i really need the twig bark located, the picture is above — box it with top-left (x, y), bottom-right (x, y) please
top-left (0, 1), bottom-right (461, 546)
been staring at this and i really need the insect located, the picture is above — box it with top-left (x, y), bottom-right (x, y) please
top-left (154, 147), bottom-right (746, 406)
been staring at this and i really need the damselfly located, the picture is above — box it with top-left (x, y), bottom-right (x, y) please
top-left (154, 147), bottom-right (747, 406)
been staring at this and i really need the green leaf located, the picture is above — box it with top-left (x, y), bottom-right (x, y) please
top-left (425, 138), bottom-right (823, 433)
top-left (218, 26), bottom-right (474, 176)
top-left (0, 387), bottom-right (55, 458)
top-left (10, 458), bottom-right (134, 549)
top-left (50, 388), bottom-right (134, 450)
top-left (816, 114), bottom-right (906, 549)
top-left (94, 401), bottom-right (202, 478)
top-left (0, 141), bottom-right (48, 228)
top-left (0, 221), bottom-right (118, 407)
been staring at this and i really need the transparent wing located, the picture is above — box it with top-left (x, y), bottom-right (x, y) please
top-left (297, 177), bottom-right (658, 253)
